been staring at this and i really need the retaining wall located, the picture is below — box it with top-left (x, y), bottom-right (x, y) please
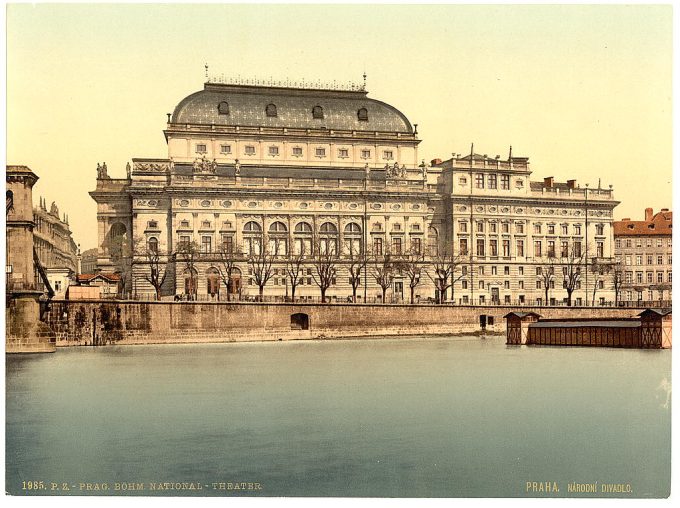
top-left (43, 300), bottom-right (648, 347)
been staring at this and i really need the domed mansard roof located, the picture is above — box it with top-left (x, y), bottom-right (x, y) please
top-left (170, 82), bottom-right (414, 134)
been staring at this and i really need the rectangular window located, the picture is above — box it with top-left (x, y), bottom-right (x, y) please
top-left (476, 239), bottom-right (485, 256)
top-left (597, 242), bottom-right (604, 258)
top-left (201, 236), bottom-right (212, 253)
top-left (361, 149), bottom-right (371, 159)
top-left (502, 240), bottom-right (510, 257)
top-left (534, 240), bottom-right (542, 257)
top-left (502, 223), bottom-right (509, 234)
top-left (490, 239), bottom-right (498, 257)
top-left (461, 280), bottom-right (468, 289)
top-left (459, 239), bottom-right (468, 255)
top-left (179, 235), bottom-right (191, 246)
top-left (500, 174), bottom-right (510, 190)
top-left (516, 240), bottom-right (524, 257)
top-left (596, 224), bottom-right (604, 235)
top-left (373, 238), bottom-right (383, 256)
top-left (292, 147), bottom-right (303, 156)
top-left (548, 225), bottom-right (555, 235)
top-left (475, 174), bottom-right (484, 189)
top-left (519, 281), bottom-right (524, 289)
top-left (476, 222), bottom-right (484, 233)
top-left (459, 221), bottom-right (468, 233)
top-left (383, 150), bottom-right (394, 160)
top-left (657, 239), bottom-right (663, 248)
top-left (534, 224), bottom-right (542, 234)
top-left (516, 223), bottom-right (524, 234)
top-left (315, 148), bottom-right (326, 157)
top-left (488, 174), bottom-right (497, 189)
top-left (636, 255), bottom-right (643, 265)
top-left (574, 224), bottom-right (582, 235)
top-left (636, 238), bottom-right (642, 248)
top-left (220, 144), bottom-right (231, 154)
top-left (195, 144), bottom-right (207, 154)
top-left (647, 272), bottom-right (653, 283)
top-left (222, 235), bottom-right (233, 253)
top-left (561, 241), bottom-right (569, 258)
top-left (657, 255), bottom-right (663, 265)
top-left (412, 238), bottom-right (421, 255)
top-left (490, 223), bottom-right (497, 233)
top-left (625, 239), bottom-right (632, 248)
top-left (647, 255), bottom-right (653, 265)
top-left (573, 241), bottom-right (582, 257)
top-left (615, 239), bottom-right (622, 249)
top-left (562, 225), bottom-right (569, 235)
top-left (491, 266), bottom-right (497, 275)
top-left (268, 146), bottom-right (279, 156)
top-left (479, 266), bottom-right (485, 275)
top-left (636, 272), bottom-right (643, 283)
top-left (392, 237), bottom-right (402, 255)
top-left (504, 281), bottom-right (510, 289)
top-left (244, 145), bottom-right (255, 155)
top-left (338, 148), bottom-right (349, 158)
top-left (547, 241), bottom-right (555, 258)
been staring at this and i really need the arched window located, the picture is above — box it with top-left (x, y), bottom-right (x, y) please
top-left (312, 105), bottom-right (324, 119)
top-left (265, 103), bottom-right (277, 117)
top-left (107, 222), bottom-right (128, 260)
top-left (319, 222), bottom-right (338, 255)
top-left (294, 222), bottom-right (313, 256)
top-left (243, 221), bottom-right (262, 255)
top-left (147, 237), bottom-right (158, 254)
top-left (217, 101), bottom-right (230, 115)
top-left (206, 267), bottom-right (221, 298)
top-left (243, 221), bottom-right (261, 233)
top-left (268, 221), bottom-right (288, 256)
top-left (357, 107), bottom-right (368, 121)
top-left (183, 267), bottom-right (198, 299)
top-left (344, 223), bottom-right (362, 256)
top-left (269, 221), bottom-right (287, 233)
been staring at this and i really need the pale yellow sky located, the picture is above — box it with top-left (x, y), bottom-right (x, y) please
top-left (5, 3), bottom-right (673, 249)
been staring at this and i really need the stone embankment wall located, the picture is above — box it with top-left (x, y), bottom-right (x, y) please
top-left (43, 300), bottom-right (647, 347)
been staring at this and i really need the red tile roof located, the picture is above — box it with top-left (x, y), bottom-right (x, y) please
top-left (614, 209), bottom-right (672, 236)
top-left (77, 273), bottom-right (121, 283)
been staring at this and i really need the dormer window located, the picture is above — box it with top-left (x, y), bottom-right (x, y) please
top-left (312, 105), bottom-right (324, 119)
top-left (357, 107), bottom-right (368, 121)
top-left (265, 103), bottom-right (277, 117)
top-left (217, 101), bottom-right (230, 115)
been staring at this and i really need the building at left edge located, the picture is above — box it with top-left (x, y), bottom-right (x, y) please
top-left (90, 77), bottom-right (621, 304)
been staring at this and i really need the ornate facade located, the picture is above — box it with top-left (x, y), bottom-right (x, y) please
top-left (91, 80), bottom-right (619, 304)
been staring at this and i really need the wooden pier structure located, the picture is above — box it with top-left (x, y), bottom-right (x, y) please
top-left (505, 309), bottom-right (671, 349)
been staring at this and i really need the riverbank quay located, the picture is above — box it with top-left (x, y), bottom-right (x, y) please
top-left (41, 300), bottom-right (648, 347)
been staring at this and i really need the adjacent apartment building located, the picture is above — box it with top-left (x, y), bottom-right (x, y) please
top-left (90, 78), bottom-right (619, 304)
top-left (613, 208), bottom-right (672, 306)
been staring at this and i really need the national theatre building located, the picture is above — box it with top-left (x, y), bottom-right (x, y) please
top-left (91, 78), bottom-right (619, 304)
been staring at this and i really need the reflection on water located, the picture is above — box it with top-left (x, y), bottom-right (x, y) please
top-left (5, 337), bottom-right (671, 497)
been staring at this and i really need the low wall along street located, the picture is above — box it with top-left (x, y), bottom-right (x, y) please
top-left (43, 300), bottom-right (649, 347)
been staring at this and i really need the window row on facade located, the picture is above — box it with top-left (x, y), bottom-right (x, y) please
top-left (194, 142), bottom-right (396, 161)
top-left (618, 254), bottom-right (673, 266)
top-left (457, 221), bottom-right (605, 236)
top-left (215, 101), bottom-right (370, 122)
top-left (615, 237), bottom-right (672, 249)
top-left (457, 237), bottom-right (603, 258)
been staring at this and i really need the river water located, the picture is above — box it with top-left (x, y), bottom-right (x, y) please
top-left (5, 336), bottom-right (671, 498)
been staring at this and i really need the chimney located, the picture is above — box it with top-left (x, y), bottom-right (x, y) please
top-left (431, 158), bottom-right (442, 166)
top-left (544, 176), bottom-right (554, 188)
top-left (645, 208), bottom-right (654, 221)
top-left (566, 179), bottom-right (576, 189)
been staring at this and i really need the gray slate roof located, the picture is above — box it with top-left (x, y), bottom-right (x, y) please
top-left (171, 84), bottom-right (413, 133)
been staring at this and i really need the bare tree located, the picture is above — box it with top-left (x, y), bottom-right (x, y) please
top-left (590, 255), bottom-right (613, 306)
top-left (217, 242), bottom-right (243, 301)
top-left (537, 256), bottom-right (557, 305)
top-left (345, 243), bottom-right (365, 303)
top-left (135, 237), bottom-right (167, 300)
top-left (247, 233), bottom-right (274, 302)
top-left (396, 248), bottom-right (425, 304)
top-left (176, 240), bottom-right (200, 300)
top-left (560, 247), bottom-right (585, 307)
top-left (285, 252), bottom-right (306, 303)
top-left (311, 235), bottom-right (338, 303)
top-left (107, 233), bottom-right (132, 298)
top-left (425, 250), bottom-right (467, 304)
top-left (371, 253), bottom-right (394, 303)
top-left (612, 262), bottom-right (624, 306)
